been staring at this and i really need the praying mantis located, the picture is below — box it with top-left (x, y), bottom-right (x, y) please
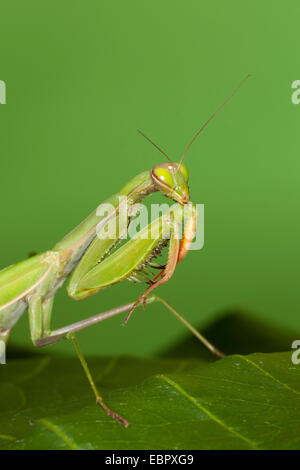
top-left (0, 76), bottom-right (250, 427)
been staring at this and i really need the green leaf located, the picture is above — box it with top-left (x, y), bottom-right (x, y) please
top-left (0, 347), bottom-right (300, 450)
top-left (1, 314), bottom-right (299, 450)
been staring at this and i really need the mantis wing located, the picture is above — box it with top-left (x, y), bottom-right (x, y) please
top-left (0, 251), bottom-right (60, 332)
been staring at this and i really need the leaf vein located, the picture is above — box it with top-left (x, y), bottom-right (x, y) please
top-left (158, 374), bottom-right (258, 450)
top-left (236, 355), bottom-right (300, 396)
top-left (39, 418), bottom-right (80, 450)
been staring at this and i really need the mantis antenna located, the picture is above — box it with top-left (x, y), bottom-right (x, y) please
top-left (178, 74), bottom-right (251, 168)
top-left (137, 129), bottom-right (173, 163)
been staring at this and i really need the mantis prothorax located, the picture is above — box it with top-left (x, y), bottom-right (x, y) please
top-left (0, 76), bottom-right (250, 427)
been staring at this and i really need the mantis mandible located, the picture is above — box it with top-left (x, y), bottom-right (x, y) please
top-left (0, 76), bottom-right (250, 427)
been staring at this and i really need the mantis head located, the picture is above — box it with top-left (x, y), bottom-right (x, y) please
top-left (151, 162), bottom-right (189, 205)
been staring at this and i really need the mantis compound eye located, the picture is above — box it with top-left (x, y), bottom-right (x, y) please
top-left (179, 163), bottom-right (189, 182)
top-left (151, 162), bottom-right (190, 205)
top-left (152, 167), bottom-right (174, 188)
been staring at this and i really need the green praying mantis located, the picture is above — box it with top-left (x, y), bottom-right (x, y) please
top-left (0, 76), bottom-right (250, 427)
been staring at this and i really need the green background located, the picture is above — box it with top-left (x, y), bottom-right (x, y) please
top-left (0, 1), bottom-right (299, 357)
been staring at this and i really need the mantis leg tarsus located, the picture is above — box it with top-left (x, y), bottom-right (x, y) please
top-left (68, 333), bottom-right (129, 428)
top-left (121, 294), bottom-right (147, 325)
top-left (121, 308), bottom-right (135, 326)
top-left (97, 400), bottom-right (129, 428)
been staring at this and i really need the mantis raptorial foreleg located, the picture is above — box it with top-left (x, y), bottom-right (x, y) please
top-left (122, 220), bottom-right (181, 325)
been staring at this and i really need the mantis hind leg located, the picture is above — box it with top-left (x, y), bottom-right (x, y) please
top-left (27, 295), bottom-right (129, 427)
top-left (69, 333), bottom-right (129, 427)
